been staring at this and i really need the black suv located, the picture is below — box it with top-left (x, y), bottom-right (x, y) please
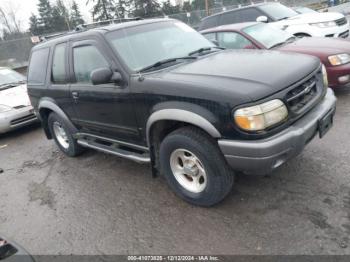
top-left (27, 19), bottom-right (336, 206)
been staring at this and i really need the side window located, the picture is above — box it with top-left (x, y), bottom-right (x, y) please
top-left (239, 8), bottom-right (264, 22)
top-left (217, 32), bottom-right (254, 49)
top-left (52, 43), bottom-right (66, 83)
top-left (219, 11), bottom-right (240, 26)
top-left (203, 33), bottom-right (216, 42)
top-left (200, 17), bottom-right (218, 30)
top-left (28, 48), bottom-right (50, 84)
top-left (73, 45), bottom-right (109, 84)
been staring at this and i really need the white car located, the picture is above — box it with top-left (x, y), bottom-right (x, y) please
top-left (199, 2), bottom-right (349, 38)
top-left (260, 3), bottom-right (349, 38)
top-left (0, 67), bottom-right (38, 134)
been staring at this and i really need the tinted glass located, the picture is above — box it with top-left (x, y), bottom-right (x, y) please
top-left (73, 45), bottom-right (109, 83)
top-left (203, 32), bottom-right (216, 42)
top-left (258, 3), bottom-right (298, 21)
top-left (219, 11), bottom-right (240, 25)
top-left (217, 32), bottom-right (254, 49)
top-left (243, 23), bottom-right (294, 49)
top-left (52, 43), bottom-right (66, 83)
top-left (107, 21), bottom-right (215, 71)
top-left (239, 8), bottom-right (263, 22)
top-left (28, 48), bottom-right (50, 84)
top-left (200, 17), bottom-right (218, 30)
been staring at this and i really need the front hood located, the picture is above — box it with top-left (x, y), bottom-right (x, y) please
top-left (275, 12), bottom-right (344, 26)
top-left (162, 50), bottom-right (320, 101)
top-left (278, 37), bottom-right (350, 57)
top-left (0, 84), bottom-right (31, 108)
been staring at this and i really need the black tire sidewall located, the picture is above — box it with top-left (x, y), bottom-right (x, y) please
top-left (48, 113), bottom-right (77, 157)
top-left (160, 132), bottom-right (228, 206)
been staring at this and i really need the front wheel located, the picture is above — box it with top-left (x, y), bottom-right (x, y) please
top-left (159, 127), bottom-right (235, 206)
top-left (48, 112), bottom-right (84, 157)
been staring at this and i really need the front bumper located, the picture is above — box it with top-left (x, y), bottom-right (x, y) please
top-left (218, 88), bottom-right (337, 175)
top-left (0, 106), bottom-right (38, 134)
top-left (310, 22), bottom-right (349, 38)
top-left (327, 63), bottom-right (350, 87)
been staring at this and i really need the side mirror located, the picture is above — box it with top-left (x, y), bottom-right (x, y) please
top-left (243, 44), bottom-right (257, 50)
top-left (91, 68), bottom-right (123, 85)
top-left (91, 68), bottom-right (113, 85)
top-left (256, 16), bottom-right (268, 23)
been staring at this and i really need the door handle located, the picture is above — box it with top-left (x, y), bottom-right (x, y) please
top-left (72, 91), bottom-right (79, 100)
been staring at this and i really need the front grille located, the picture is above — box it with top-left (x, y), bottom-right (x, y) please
top-left (339, 30), bottom-right (349, 38)
top-left (10, 113), bottom-right (36, 126)
top-left (335, 17), bottom-right (347, 26)
top-left (286, 75), bottom-right (319, 114)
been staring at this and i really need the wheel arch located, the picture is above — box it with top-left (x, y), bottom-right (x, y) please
top-left (146, 108), bottom-right (221, 147)
top-left (38, 98), bottom-right (78, 139)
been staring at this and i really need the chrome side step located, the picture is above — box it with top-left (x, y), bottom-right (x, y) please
top-left (76, 134), bottom-right (150, 163)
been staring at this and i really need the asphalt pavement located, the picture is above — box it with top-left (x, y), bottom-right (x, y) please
top-left (0, 87), bottom-right (350, 255)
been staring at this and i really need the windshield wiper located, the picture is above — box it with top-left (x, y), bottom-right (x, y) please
top-left (138, 56), bottom-right (197, 73)
top-left (269, 42), bottom-right (287, 49)
top-left (278, 16), bottom-right (290, 21)
top-left (188, 46), bottom-right (225, 56)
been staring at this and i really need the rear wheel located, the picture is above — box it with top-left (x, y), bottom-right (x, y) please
top-left (48, 112), bottom-right (84, 157)
top-left (159, 127), bottom-right (235, 206)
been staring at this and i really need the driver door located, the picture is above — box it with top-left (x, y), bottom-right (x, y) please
top-left (69, 39), bottom-right (140, 143)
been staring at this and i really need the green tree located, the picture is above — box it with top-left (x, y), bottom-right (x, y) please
top-left (88, 0), bottom-right (115, 21)
top-left (133, 0), bottom-right (162, 18)
top-left (162, 0), bottom-right (181, 15)
top-left (70, 0), bottom-right (85, 27)
top-left (182, 1), bottom-right (192, 12)
top-left (51, 0), bottom-right (70, 31)
top-left (37, 0), bottom-right (54, 33)
top-left (29, 13), bottom-right (42, 35)
top-left (191, 0), bottom-right (215, 10)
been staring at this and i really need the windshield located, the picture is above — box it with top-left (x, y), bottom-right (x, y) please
top-left (106, 21), bottom-right (215, 72)
top-left (0, 68), bottom-right (26, 86)
top-left (243, 23), bottom-right (294, 49)
top-left (295, 7), bottom-right (317, 14)
top-left (259, 3), bottom-right (298, 20)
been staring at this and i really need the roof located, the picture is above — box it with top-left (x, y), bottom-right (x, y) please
top-left (201, 2), bottom-right (276, 22)
top-left (200, 22), bottom-right (259, 33)
top-left (32, 18), bottom-right (173, 50)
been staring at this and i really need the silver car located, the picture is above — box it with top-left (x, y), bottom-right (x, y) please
top-left (0, 67), bottom-right (38, 134)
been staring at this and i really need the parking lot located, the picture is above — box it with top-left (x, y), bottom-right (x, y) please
top-left (0, 87), bottom-right (348, 255)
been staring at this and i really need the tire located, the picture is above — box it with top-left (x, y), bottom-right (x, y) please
top-left (48, 112), bottom-right (84, 157)
top-left (294, 33), bottom-right (311, 38)
top-left (159, 127), bottom-right (235, 206)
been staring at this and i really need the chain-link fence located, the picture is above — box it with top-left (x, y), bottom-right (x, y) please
top-left (0, 0), bottom-right (349, 74)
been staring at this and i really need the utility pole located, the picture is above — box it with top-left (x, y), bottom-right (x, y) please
top-left (205, 0), bottom-right (209, 16)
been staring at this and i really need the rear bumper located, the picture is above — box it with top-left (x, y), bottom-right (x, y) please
top-left (218, 88), bottom-right (336, 175)
top-left (0, 106), bottom-right (38, 134)
top-left (327, 63), bottom-right (350, 87)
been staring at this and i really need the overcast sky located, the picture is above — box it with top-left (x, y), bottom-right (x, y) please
top-left (0, 0), bottom-right (94, 30)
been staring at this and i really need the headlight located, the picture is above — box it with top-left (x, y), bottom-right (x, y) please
top-left (234, 99), bottom-right (288, 132)
top-left (0, 104), bottom-right (12, 113)
top-left (322, 64), bottom-right (328, 87)
top-left (310, 21), bottom-right (337, 28)
top-left (328, 54), bottom-right (350, 66)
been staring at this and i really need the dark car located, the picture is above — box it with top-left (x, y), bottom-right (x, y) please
top-left (27, 19), bottom-right (336, 206)
top-left (201, 22), bottom-right (350, 88)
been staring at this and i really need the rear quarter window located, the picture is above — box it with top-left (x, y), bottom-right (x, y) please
top-left (28, 48), bottom-right (50, 84)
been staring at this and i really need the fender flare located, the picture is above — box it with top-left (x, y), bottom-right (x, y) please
top-left (146, 109), bottom-right (221, 146)
top-left (38, 99), bottom-right (78, 134)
